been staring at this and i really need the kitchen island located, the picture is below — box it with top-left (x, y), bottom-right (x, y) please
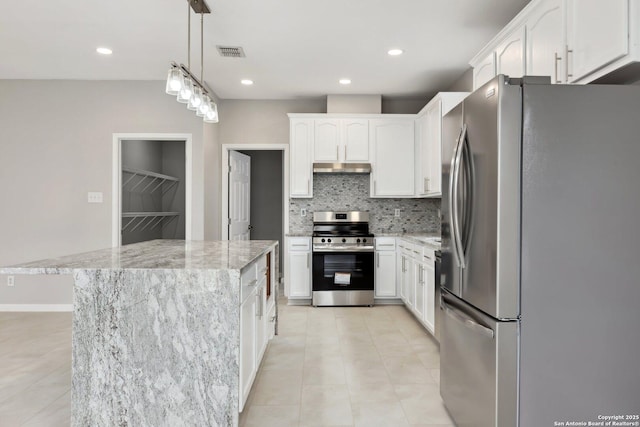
top-left (0, 239), bottom-right (279, 427)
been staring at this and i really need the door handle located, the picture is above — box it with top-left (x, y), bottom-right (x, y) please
top-left (565, 46), bottom-right (573, 81)
top-left (450, 124), bottom-right (466, 268)
top-left (554, 52), bottom-right (562, 83)
top-left (442, 300), bottom-right (494, 339)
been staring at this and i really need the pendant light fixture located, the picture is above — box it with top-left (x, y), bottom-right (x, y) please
top-left (165, 0), bottom-right (219, 123)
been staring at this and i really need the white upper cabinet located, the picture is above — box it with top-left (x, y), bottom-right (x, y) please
top-left (314, 120), bottom-right (340, 162)
top-left (313, 119), bottom-right (369, 163)
top-left (526, 0), bottom-right (564, 83)
top-left (342, 119), bottom-right (369, 162)
top-left (289, 118), bottom-right (313, 198)
top-left (472, 0), bottom-right (639, 88)
top-left (370, 119), bottom-right (415, 197)
top-left (415, 93), bottom-right (468, 197)
top-left (495, 26), bottom-right (526, 78)
top-left (565, 0), bottom-right (629, 82)
top-left (473, 52), bottom-right (496, 90)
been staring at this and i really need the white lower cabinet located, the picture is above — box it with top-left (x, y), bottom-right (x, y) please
top-left (239, 253), bottom-right (272, 412)
top-left (395, 238), bottom-right (437, 336)
top-left (239, 286), bottom-right (257, 411)
top-left (286, 237), bottom-right (311, 299)
top-left (375, 237), bottom-right (397, 298)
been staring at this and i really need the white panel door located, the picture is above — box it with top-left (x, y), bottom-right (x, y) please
top-left (314, 120), bottom-right (340, 162)
top-left (375, 251), bottom-right (397, 298)
top-left (342, 119), bottom-right (369, 162)
top-left (370, 119), bottom-right (415, 197)
top-left (415, 262), bottom-right (426, 320)
top-left (290, 119), bottom-right (313, 197)
top-left (473, 52), bottom-right (496, 90)
top-left (495, 26), bottom-right (526, 78)
top-left (526, 0), bottom-right (564, 83)
top-left (566, 0), bottom-right (628, 82)
top-left (288, 251), bottom-right (311, 298)
top-left (229, 151), bottom-right (251, 240)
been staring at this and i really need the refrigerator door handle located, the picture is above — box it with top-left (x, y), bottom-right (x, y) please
top-left (460, 129), bottom-right (475, 261)
top-left (451, 124), bottom-right (467, 268)
top-left (442, 299), bottom-right (494, 339)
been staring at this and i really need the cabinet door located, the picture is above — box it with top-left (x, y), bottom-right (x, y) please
top-left (473, 52), bottom-right (496, 90)
top-left (255, 283), bottom-right (267, 363)
top-left (566, 0), bottom-right (628, 82)
top-left (403, 253), bottom-right (415, 310)
top-left (342, 119), bottom-right (369, 162)
top-left (415, 112), bottom-right (429, 196)
top-left (239, 293), bottom-right (257, 411)
top-left (289, 251), bottom-right (311, 298)
top-left (495, 26), bottom-right (526, 78)
top-left (314, 119), bottom-right (340, 162)
top-left (370, 119), bottom-right (415, 197)
top-left (424, 261), bottom-right (435, 334)
top-left (290, 119), bottom-right (313, 197)
top-left (526, 0), bottom-right (564, 83)
top-left (397, 250), bottom-right (405, 302)
top-left (375, 251), bottom-right (397, 298)
top-left (425, 101), bottom-right (442, 195)
top-left (414, 263), bottom-right (426, 320)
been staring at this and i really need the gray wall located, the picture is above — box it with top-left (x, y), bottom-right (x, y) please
top-left (446, 68), bottom-right (474, 92)
top-left (238, 150), bottom-right (284, 273)
top-left (0, 80), bottom-right (213, 307)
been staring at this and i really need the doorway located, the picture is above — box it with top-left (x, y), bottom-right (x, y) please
top-left (112, 133), bottom-right (194, 247)
top-left (222, 144), bottom-right (289, 277)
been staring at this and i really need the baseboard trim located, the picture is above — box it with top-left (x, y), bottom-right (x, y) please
top-left (0, 304), bottom-right (73, 312)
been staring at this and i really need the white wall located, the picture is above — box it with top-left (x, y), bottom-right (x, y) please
top-left (0, 80), bottom-right (214, 308)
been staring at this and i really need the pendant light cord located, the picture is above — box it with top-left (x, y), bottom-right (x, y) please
top-left (187, 2), bottom-right (191, 70)
top-left (200, 12), bottom-right (204, 82)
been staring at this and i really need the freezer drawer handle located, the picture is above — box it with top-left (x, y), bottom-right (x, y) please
top-left (443, 304), bottom-right (494, 339)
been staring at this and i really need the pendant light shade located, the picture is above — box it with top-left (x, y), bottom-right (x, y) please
top-left (177, 77), bottom-right (193, 103)
top-left (204, 102), bottom-right (219, 123)
top-left (197, 95), bottom-right (210, 117)
top-left (187, 86), bottom-right (203, 111)
top-left (165, 67), bottom-right (183, 95)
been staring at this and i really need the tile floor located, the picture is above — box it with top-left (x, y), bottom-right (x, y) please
top-left (239, 300), bottom-right (454, 427)
top-left (0, 300), bottom-right (454, 427)
top-left (0, 312), bottom-right (72, 427)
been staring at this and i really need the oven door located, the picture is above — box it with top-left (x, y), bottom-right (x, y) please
top-left (312, 251), bottom-right (374, 291)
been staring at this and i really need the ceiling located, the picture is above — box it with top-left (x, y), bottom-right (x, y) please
top-left (0, 0), bottom-right (530, 100)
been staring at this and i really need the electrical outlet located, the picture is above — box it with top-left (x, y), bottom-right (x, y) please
top-left (88, 192), bottom-right (103, 203)
top-left (301, 208), bottom-right (307, 217)
top-left (7, 276), bottom-right (15, 287)
top-left (394, 209), bottom-right (401, 217)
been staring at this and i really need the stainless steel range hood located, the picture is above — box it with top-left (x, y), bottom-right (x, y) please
top-left (313, 163), bottom-right (372, 174)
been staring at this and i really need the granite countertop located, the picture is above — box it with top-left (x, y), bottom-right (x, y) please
top-left (0, 239), bottom-right (278, 275)
top-left (375, 232), bottom-right (441, 249)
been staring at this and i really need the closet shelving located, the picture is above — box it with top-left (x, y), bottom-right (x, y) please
top-left (121, 167), bottom-right (180, 234)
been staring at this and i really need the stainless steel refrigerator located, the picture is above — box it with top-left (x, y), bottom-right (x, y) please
top-left (440, 75), bottom-right (640, 427)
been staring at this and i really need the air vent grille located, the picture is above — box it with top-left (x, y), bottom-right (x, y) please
top-left (216, 46), bottom-right (246, 58)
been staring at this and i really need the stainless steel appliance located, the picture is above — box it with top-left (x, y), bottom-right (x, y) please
top-left (440, 75), bottom-right (640, 427)
top-left (312, 211), bottom-right (374, 306)
top-left (433, 249), bottom-right (441, 343)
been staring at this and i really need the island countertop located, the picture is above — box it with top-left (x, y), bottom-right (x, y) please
top-left (0, 239), bottom-right (278, 274)
top-left (1, 239), bottom-right (279, 427)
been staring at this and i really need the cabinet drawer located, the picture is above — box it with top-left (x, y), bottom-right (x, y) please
top-left (422, 248), bottom-right (435, 262)
top-left (288, 237), bottom-right (311, 251)
top-left (241, 263), bottom-right (258, 302)
top-left (255, 254), bottom-right (268, 279)
top-left (375, 237), bottom-right (396, 251)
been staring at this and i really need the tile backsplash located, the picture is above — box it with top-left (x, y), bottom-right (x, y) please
top-left (289, 174), bottom-right (441, 235)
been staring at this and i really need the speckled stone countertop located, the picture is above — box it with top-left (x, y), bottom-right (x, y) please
top-left (375, 233), bottom-right (441, 250)
top-left (0, 239), bottom-right (277, 274)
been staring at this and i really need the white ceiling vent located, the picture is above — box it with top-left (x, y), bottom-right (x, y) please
top-left (216, 46), bottom-right (246, 58)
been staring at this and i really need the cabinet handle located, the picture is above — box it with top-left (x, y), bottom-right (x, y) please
top-left (377, 253), bottom-right (380, 268)
top-left (307, 179), bottom-right (310, 192)
top-left (374, 181), bottom-right (377, 195)
top-left (565, 46), bottom-right (573, 80)
top-left (307, 253), bottom-right (310, 269)
top-left (344, 145), bottom-right (347, 160)
top-left (554, 52), bottom-right (562, 83)
top-left (248, 279), bottom-right (258, 287)
top-left (336, 145), bottom-right (339, 160)
top-left (292, 244), bottom-right (308, 247)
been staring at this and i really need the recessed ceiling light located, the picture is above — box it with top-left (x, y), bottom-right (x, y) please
top-left (96, 47), bottom-right (113, 55)
top-left (241, 79), bottom-right (254, 85)
top-left (339, 79), bottom-right (352, 85)
top-left (388, 49), bottom-right (404, 56)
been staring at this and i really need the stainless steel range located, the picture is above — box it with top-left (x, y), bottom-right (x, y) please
top-left (312, 211), bottom-right (374, 307)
